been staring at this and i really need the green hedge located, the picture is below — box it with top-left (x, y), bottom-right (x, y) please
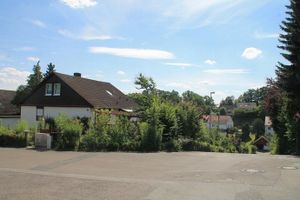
top-left (0, 134), bottom-right (26, 147)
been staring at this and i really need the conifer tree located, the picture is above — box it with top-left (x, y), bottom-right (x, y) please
top-left (44, 62), bottom-right (55, 77)
top-left (276, 0), bottom-right (300, 154)
top-left (12, 61), bottom-right (44, 105)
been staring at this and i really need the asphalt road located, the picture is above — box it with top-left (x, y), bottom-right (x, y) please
top-left (0, 148), bottom-right (300, 200)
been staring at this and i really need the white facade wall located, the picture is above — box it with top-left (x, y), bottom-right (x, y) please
top-left (21, 106), bottom-right (93, 125)
top-left (0, 117), bottom-right (20, 128)
top-left (21, 106), bottom-right (36, 125)
top-left (43, 107), bottom-right (93, 119)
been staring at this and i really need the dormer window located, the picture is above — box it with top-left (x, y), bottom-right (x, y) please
top-left (54, 83), bottom-right (61, 96)
top-left (45, 83), bottom-right (52, 96)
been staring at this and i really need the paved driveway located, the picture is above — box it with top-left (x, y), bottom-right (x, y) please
top-left (0, 148), bottom-right (300, 200)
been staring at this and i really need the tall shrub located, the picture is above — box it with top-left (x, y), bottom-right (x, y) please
top-left (55, 114), bottom-right (82, 150)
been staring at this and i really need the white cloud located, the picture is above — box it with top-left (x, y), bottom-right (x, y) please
top-left (160, 0), bottom-right (272, 29)
top-left (81, 34), bottom-right (113, 40)
top-left (27, 56), bottom-right (39, 62)
top-left (204, 59), bottom-right (216, 65)
top-left (203, 68), bottom-right (249, 74)
top-left (60, 0), bottom-right (98, 9)
top-left (163, 62), bottom-right (196, 68)
top-left (0, 67), bottom-right (30, 90)
top-left (241, 47), bottom-right (262, 59)
top-left (89, 47), bottom-right (175, 60)
top-left (117, 70), bottom-right (126, 75)
top-left (254, 31), bottom-right (279, 39)
top-left (30, 20), bottom-right (46, 28)
top-left (58, 29), bottom-right (119, 41)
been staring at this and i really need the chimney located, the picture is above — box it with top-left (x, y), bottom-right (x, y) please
top-left (73, 72), bottom-right (81, 77)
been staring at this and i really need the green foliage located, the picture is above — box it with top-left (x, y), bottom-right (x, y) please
top-left (135, 73), bottom-right (156, 95)
top-left (241, 124), bottom-right (250, 142)
top-left (79, 111), bottom-right (140, 152)
top-left (239, 133), bottom-right (257, 154)
top-left (141, 98), bottom-right (163, 151)
top-left (251, 118), bottom-right (265, 137)
top-left (55, 114), bottom-right (82, 150)
top-left (44, 62), bottom-right (56, 77)
top-left (233, 108), bottom-right (262, 128)
top-left (177, 103), bottom-right (200, 139)
top-left (0, 125), bottom-right (26, 147)
top-left (11, 85), bottom-right (31, 106)
top-left (266, 0), bottom-right (300, 155)
top-left (27, 61), bottom-right (44, 91)
top-left (220, 96), bottom-right (235, 107)
top-left (164, 139), bottom-right (182, 152)
top-left (12, 61), bottom-right (44, 105)
top-left (159, 101), bottom-right (178, 142)
top-left (157, 90), bottom-right (181, 104)
top-left (219, 107), bottom-right (227, 115)
top-left (15, 120), bottom-right (29, 135)
top-left (237, 87), bottom-right (267, 105)
top-left (270, 134), bottom-right (279, 154)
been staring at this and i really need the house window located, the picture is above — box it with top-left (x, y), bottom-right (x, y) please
top-left (53, 83), bottom-right (61, 96)
top-left (45, 83), bottom-right (52, 96)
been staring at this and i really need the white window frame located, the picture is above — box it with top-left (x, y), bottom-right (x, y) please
top-left (53, 83), bottom-right (61, 96)
top-left (45, 83), bottom-right (52, 96)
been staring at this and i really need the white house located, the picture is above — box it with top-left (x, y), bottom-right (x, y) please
top-left (202, 115), bottom-right (234, 131)
top-left (20, 72), bottom-right (137, 125)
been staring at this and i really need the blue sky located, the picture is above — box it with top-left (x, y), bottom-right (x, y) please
top-left (0, 0), bottom-right (288, 103)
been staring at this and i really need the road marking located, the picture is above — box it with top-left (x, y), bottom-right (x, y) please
top-left (0, 167), bottom-right (173, 185)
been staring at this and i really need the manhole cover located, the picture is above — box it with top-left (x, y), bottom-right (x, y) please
top-left (282, 166), bottom-right (297, 170)
top-left (242, 169), bottom-right (263, 173)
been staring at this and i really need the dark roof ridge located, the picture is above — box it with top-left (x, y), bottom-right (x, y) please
top-left (0, 89), bottom-right (16, 92)
top-left (54, 72), bottom-right (110, 85)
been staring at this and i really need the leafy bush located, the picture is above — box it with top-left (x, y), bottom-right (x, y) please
top-left (0, 126), bottom-right (26, 147)
top-left (270, 134), bottom-right (279, 154)
top-left (177, 103), bottom-right (200, 139)
top-left (238, 132), bottom-right (257, 154)
top-left (251, 118), bottom-right (265, 137)
top-left (55, 114), bottom-right (82, 150)
top-left (15, 120), bottom-right (29, 135)
top-left (180, 138), bottom-right (211, 152)
top-left (141, 98), bottom-right (163, 152)
top-left (79, 112), bottom-right (140, 152)
top-left (164, 139), bottom-right (182, 152)
top-left (159, 102), bottom-right (178, 143)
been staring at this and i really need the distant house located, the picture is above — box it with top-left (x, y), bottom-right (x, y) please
top-left (236, 102), bottom-right (257, 110)
top-left (265, 116), bottom-right (274, 135)
top-left (0, 90), bottom-right (20, 127)
top-left (202, 115), bottom-right (234, 131)
top-left (253, 136), bottom-right (269, 151)
top-left (20, 72), bottom-right (137, 125)
top-left (221, 105), bottom-right (235, 116)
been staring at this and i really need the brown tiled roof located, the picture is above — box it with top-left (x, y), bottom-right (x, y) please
top-left (202, 115), bottom-right (233, 124)
top-left (0, 90), bottom-right (20, 115)
top-left (55, 72), bottom-right (137, 110)
top-left (253, 136), bottom-right (269, 145)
